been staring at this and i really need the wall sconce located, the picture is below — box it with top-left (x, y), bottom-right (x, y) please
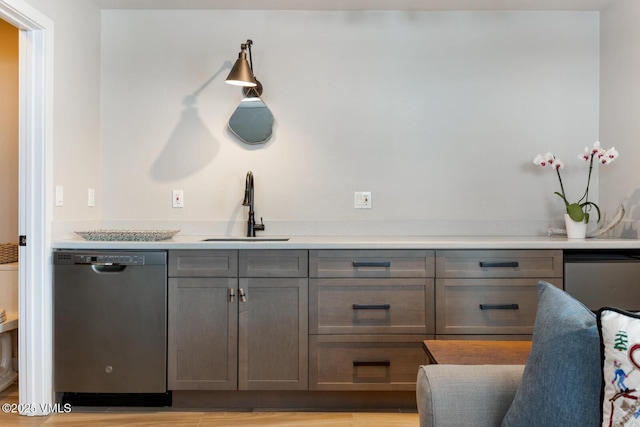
top-left (225, 39), bottom-right (273, 145)
top-left (225, 39), bottom-right (263, 97)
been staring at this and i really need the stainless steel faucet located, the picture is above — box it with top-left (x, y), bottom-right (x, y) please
top-left (242, 171), bottom-right (265, 237)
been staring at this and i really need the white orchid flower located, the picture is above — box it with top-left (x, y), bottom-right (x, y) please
top-left (579, 147), bottom-right (591, 161)
top-left (533, 154), bottom-right (547, 166)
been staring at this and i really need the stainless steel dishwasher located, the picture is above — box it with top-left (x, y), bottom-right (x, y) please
top-left (53, 250), bottom-right (169, 405)
top-left (564, 250), bottom-right (640, 312)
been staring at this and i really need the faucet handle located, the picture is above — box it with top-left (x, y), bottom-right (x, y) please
top-left (255, 217), bottom-right (265, 232)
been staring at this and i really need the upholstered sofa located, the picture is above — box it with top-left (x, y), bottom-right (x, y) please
top-left (416, 364), bottom-right (524, 427)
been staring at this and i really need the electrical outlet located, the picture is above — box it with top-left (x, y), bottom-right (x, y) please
top-left (88, 188), bottom-right (95, 207)
top-left (354, 191), bottom-right (372, 209)
top-left (172, 190), bottom-right (184, 208)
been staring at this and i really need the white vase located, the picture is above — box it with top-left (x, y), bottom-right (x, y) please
top-left (564, 214), bottom-right (587, 239)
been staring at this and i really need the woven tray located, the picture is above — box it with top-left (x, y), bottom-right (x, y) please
top-left (75, 230), bottom-right (180, 241)
top-left (0, 243), bottom-right (18, 264)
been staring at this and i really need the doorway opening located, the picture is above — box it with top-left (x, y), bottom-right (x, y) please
top-left (0, 16), bottom-right (20, 394)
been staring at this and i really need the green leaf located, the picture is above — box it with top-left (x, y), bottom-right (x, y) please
top-left (567, 203), bottom-right (585, 222)
top-left (582, 202), bottom-right (602, 223)
top-left (554, 192), bottom-right (569, 207)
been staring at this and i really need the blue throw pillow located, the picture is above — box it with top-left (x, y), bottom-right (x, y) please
top-left (501, 281), bottom-right (601, 427)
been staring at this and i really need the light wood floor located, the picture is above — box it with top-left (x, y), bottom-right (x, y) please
top-left (0, 383), bottom-right (419, 427)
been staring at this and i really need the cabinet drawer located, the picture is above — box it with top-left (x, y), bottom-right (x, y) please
top-left (435, 278), bottom-right (556, 335)
top-left (239, 250), bottom-right (308, 278)
top-left (309, 335), bottom-right (429, 391)
top-left (309, 250), bottom-right (434, 278)
top-left (436, 250), bottom-right (563, 278)
top-left (169, 250), bottom-right (237, 277)
top-left (309, 278), bottom-right (434, 334)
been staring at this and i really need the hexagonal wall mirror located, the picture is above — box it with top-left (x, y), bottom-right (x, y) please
top-left (228, 97), bottom-right (274, 145)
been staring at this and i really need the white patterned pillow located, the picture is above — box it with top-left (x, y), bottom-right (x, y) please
top-left (598, 308), bottom-right (640, 427)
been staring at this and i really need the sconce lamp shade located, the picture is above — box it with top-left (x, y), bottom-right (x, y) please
top-left (225, 50), bottom-right (257, 87)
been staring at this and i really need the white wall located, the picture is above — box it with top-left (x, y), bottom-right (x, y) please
top-left (23, 0), bottom-right (102, 238)
top-left (100, 10), bottom-right (599, 236)
top-left (600, 0), bottom-right (640, 238)
top-left (0, 19), bottom-right (18, 243)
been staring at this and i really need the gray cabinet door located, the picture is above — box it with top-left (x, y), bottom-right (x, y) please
top-left (168, 277), bottom-right (238, 390)
top-left (238, 277), bottom-right (309, 390)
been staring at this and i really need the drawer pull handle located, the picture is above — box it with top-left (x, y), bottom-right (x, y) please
top-left (479, 303), bottom-right (520, 310)
top-left (352, 261), bottom-right (391, 268)
top-left (352, 304), bottom-right (391, 310)
top-left (479, 261), bottom-right (519, 268)
top-left (353, 360), bottom-right (391, 367)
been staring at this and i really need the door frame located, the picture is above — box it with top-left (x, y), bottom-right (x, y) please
top-left (0, 0), bottom-right (54, 415)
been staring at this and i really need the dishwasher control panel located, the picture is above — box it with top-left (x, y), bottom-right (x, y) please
top-left (76, 254), bottom-right (146, 265)
top-left (53, 250), bottom-right (167, 266)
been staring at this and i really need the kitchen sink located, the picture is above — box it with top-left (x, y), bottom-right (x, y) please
top-left (201, 237), bottom-right (290, 242)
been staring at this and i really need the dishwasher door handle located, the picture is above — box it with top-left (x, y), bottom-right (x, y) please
top-left (91, 264), bottom-right (127, 273)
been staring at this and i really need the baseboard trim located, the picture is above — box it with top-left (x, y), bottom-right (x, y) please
top-left (172, 390), bottom-right (417, 411)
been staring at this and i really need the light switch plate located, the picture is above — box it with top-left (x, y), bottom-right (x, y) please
top-left (88, 188), bottom-right (95, 207)
top-left (55, 186), bottom-right (63, 207)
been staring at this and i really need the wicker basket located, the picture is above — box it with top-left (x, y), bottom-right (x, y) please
top-left (0, 243), bottom-right (18, 264)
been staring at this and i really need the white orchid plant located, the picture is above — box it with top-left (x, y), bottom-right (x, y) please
top-left (533, 141), bottom-right (619, 224)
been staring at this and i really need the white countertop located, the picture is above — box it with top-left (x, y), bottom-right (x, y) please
top-left (52, 234), bottom-right (640, 250)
